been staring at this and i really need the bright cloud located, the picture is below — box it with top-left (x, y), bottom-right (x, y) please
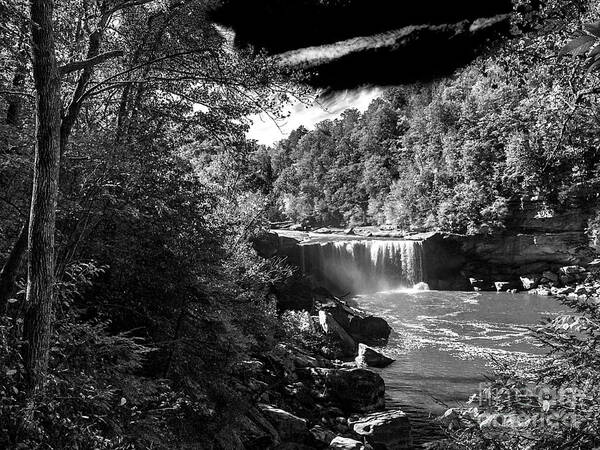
top-left (247, 87), bottom-right (383, 146)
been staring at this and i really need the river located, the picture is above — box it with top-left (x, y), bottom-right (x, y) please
top-left (278, 232), bottom-right (569, 444)
top-left (352, 289), bottom-right (566, 445)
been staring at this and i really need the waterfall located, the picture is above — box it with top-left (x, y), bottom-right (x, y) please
top-left (299, 239), bottom-right (425, 293)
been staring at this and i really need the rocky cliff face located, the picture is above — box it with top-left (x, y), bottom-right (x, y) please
top-left (421, 196), bottom-right (597, 289)
top-left (259, 197), bottom-right (599, 292)
top-left (420, 231), bottom-right (596, 290)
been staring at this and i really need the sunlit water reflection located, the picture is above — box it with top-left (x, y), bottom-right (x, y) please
top-left (353, 290), bottom-right (567, 445)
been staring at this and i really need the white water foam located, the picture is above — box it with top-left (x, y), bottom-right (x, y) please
top-left (299, 239), bottom-right (425, 292)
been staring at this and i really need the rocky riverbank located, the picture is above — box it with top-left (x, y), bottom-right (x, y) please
top-left (467, 260), bottom-right (600, 296)
top-left (220, 290), bottom-right (413, 450)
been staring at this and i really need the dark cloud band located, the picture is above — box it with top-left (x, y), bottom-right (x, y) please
top-left (210, 0), bottom-right (515, 89)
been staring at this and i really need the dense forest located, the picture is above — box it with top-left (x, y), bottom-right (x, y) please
top-left (268, 1), bottom-right (600, 234)
top-left (0, 0), bottom-right (305, 447)
top-left (3, 0), bottom-right (600, 449)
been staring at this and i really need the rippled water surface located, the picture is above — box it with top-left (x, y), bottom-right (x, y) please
top-left (354, 290), bottom-right (567, 444)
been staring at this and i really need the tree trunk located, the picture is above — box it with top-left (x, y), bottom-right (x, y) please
top-left (59, 16), bottom-right (108, 154)
top-left (0, 220), bottom-right (29, 313)
top-left (23, 0), bottom-right (62, 391)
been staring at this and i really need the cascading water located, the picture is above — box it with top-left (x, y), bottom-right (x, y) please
top-left (299, 239), bottom-right (425, 293)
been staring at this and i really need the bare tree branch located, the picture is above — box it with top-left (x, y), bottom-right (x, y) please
top-left (59, 50), bottom-right (124, 75)
top-left (105, 0), bottom-right (155, 15)
top-left (80, 49), bottom-right (216, 101)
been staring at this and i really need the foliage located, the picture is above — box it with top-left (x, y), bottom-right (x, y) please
top-left (1, 261), bottom-right (167, 449)
top-left (268, 1), bottom-right (600, 234)
top-left (279, 310), bottom-right (322, 350)
top-left (0, 0), bottom-right (304, 447)
top-left (3, 0), bottom-right (600, 447)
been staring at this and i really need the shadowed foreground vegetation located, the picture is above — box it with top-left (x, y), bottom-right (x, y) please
top-left (3, 0), bottom-right (600, 449)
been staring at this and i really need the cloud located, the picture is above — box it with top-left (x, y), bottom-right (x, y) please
top-left (247, 87), bottom-right (383, 146)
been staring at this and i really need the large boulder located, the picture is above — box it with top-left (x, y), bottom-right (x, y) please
top-left (348, 316), bottom-right (391, 345)
top-left (320, 300), bottom-right (392, 347)
top-left (257, 404), bottom-right (308, 442)
top-left (350, 410), bottom-right (412, 450)
top-left (299, 368), bottom-right (385, 413)
top-left (494, 281), bottom-right (512, 292)
top-left (252, 231), bottom-right (280, 258)
top-left (542, 270), bottom-right (559, 283)
top-left (291, 346), bottom-right (334, 369)
top-left (520, 274), bottom-right (540, 290)
top-left (232, 359), bottom-right (265, 378)
top-left (532, 287), bottom-right (552, 296)
top-left (323, 368), bottom-right (385, 413)
top-left (556, 286), bottom-right (575, 295)
top-left (574, 285), bottom-right (589, 296)
top-left (355, 343), bottom-right (394, 368)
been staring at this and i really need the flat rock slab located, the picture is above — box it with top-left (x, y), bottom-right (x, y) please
top-left (350, 410), bottom-right (412, 450)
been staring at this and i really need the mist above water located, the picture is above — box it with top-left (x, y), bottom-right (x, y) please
top-left (300, 239), bottom-right (425, 294)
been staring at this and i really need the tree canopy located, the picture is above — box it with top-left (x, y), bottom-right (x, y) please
top-left (268, 0), bottom-right (600, 234)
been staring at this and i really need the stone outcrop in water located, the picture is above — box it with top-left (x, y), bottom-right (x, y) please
top-left (348, 316), bottom-right (392, 345)
top-left (453, 231), bottom-right (594, 289)
top-left (455, 196), bottom-right (597, 288)
top-left (319, 298), bottom-right (392, 346)
top-left (355, 343), bottom-right (395, 368)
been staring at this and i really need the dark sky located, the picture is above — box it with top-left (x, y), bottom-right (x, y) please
top-left (211, 0), bottom-right (515, 89)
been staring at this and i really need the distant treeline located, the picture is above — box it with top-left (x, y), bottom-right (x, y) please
top-left (267, 10), bottom-right (600, 233)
